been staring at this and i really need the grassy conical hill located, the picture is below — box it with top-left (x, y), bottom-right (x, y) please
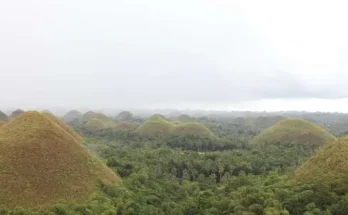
top-left (42, 112), bottom-right (83, 142)
top-left (62, 110), bottom-right (82, 122)
top-left (114, 121), bottom-right (134, 131)
top-left (137, 115), bottom-right (173, 136)
top-left (251, 119), bottom-right (336, 148)
top-left (83, 118), bottom-right (107, 131)
top-left (172, 122), bottom-right (215, 138)
top-left (114, 111), bottom-right (133, 121)
top-left (82, 111), bottom-right (109, 122)
top-left (82, 111), bottom-right (115, 127)
top-left (294, 137), bottom-right (348, 186)
top-left (172, 121), bottom-right (182, 125)
top-left (9, 109), bottom-right (24, 118)
top-left (0, 111), bottom-right (8, 121)
top-left (0, 111), bottom-right (119, 209)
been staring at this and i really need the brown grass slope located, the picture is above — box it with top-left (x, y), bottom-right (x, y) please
top-left (0, 111), bottom-right (118, 209)
top-left (172, 122), bottom-right (215, 138)
top-left (0, 121), bottom-right (6, 127)
top-left (42, 112), bottom-right (84, 142)
top-left (294, 137), bottom-right (348, 185)
top-left (251, 119), bottom-right (336, 147)
top-left (0, 111), bottom-right (8, 121)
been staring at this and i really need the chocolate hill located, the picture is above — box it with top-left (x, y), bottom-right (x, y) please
top-left (172, 122), bottom-right (215, 138)
top-left (9, 109), bottom-right (24, 118)
top-left (62, 110), bottom-right (82, 122)
top-left (0, 111), bottom-right (8, 121)
top-left (252, 119), bottom-right (336, 148)
top-left (294, 136), bottom-right (348, 186)
top-left (0, 111), bottom-right (119, 208)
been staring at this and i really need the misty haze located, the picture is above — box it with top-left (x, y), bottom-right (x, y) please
top-left (1, 1), bottom-right (348, 214)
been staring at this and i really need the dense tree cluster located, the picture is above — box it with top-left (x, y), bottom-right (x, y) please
top-left (3, 113), bottom-right (348, 214)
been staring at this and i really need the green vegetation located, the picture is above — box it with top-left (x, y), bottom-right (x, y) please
top-left (252, 119), bottom-right (336, 148)
top-left (83, 118), bottom-right (108, 131)
top-left (114, 111), bottom-right (133, 122)
top-left (62, 110), bottom-right (82, 122)
top-left (114, 121), bottom-right (134, 131)
top-left (81, 111), bottom-right (115, 128)
top-left (172, 122), bottom-right (215, 138)
top-left (137, 115), bottom-right (174, 136)
top-left (9, 109), bottom-right (25, 118)
top-left (0, 111), bottom-right (8, 121)
top-left (176, 114), bottom-right (194, 122)
top-left (4, 111), bottom-right (348, 214)
top-left (0, 111), bottom-right (119, 209)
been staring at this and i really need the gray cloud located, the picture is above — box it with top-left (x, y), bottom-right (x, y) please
top-left (0, 0), bottom-right (347, 110)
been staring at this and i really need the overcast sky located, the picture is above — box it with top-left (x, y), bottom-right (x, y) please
top-left (1, 0), bottom-right (348, 112)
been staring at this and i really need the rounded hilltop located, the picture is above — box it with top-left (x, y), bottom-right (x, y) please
top-left (172, 122), bottom-right (215, 138)
top-left (137, 114), bottom-right (173, 136)
top-left (294, 136), bottom-right (348, 187)
top-left (251, 119), bottom-right (336, 148)
top-left (84, 118), bottom-right (108, 131)
top-left (114, 111), bottom-right (133, 121)
top-left (0, 111), bottom-right (119, 209)
top-left (137, 114), bottom-right (215, 138)
top-left (9, 109), bottom-right (25, 118)
top-left (82, 111), bottom-right (115, 129)
top-left (0, 111), bottom-right (8, 121)
top-left (81, 111), bottom-right (111, 122)
top-left (62, 110), bottom-right (82, 122)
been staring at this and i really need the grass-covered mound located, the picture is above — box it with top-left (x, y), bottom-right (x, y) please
top-left (62, 110), bottom-right (82, 122)
top-left (0, 111), bottom-right (119, 209)
top-left (137, 115), bottom-right (173, 136)
top-left (0, 111), bottom-right (8, 121)
top-left (294, 137), bottom-right (348, 187)
top-left (251, 119), bottom-right (336, 148)
top-left (42, 113), bottom-right (84, 142)
top-left (82, 111), bottom-right (115, 127)
top-left (114, 111), bottom-right (133, 121)
top-left (172, 121), bottom-right (182, 125)
top-left (9, 109), bottom-right (24, 118)
top-left (83, 118), bottom-right (108, 131)
top-left (114, 121), bottom-right (134, 131)
top-left (172, 122), bottom-right (215, 138)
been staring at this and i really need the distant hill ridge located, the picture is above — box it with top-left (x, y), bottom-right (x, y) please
top-left (137, 114), bottom-right (215, 138)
